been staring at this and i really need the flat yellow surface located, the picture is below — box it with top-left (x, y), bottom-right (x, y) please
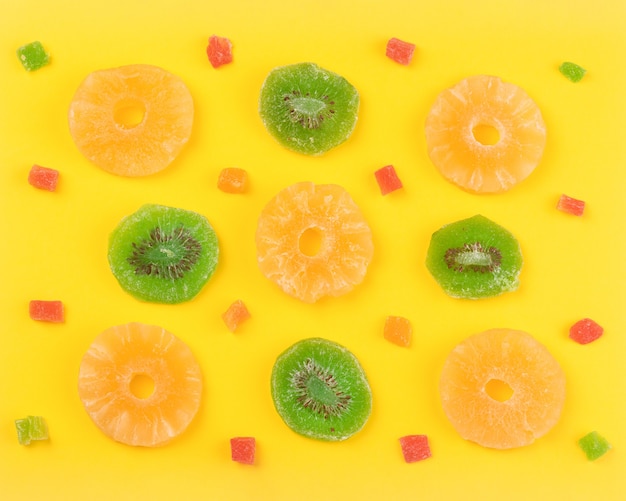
top-left (1, 0), bottom-right (625, 499)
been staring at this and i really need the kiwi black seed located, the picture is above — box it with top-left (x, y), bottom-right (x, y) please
top-left (271, 337), bottom-right (372, 441)
top-left (108, 204), bottom-right (219, 304)
top-left (258, 62), bottom-right (360, 156)
top-left (425, 214), bottom-right (523, 299)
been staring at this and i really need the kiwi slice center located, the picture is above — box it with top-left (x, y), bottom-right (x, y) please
top-left (283, 91), bottom-right (335, 130)
top-left (128, 227), bottom-right (202, 279)
top-left (444, 242), bottom-right (502, 273)
top-left (291, 358), bottom-right (351, 418)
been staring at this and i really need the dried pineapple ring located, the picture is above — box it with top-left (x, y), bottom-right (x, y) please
top-left (255, 182), bottom-right (374, 303)
top-left (78, 323), bottom-right (202, 447)
top-left (68, 64), bottom-right (193, 177)
top-left (425, 75), bottom-right (546, 193)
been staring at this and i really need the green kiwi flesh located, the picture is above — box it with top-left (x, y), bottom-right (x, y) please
top-left (271, 337), bottom-right (372, 441)
top-left (108, 204), bottom-right (219, 304)
top-left (425, 214), bottom-right (522, 299)
top-left (259, 62), bottom-right (359, 156)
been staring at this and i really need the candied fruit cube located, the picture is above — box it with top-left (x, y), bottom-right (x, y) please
top-left (29, 300), bottom-right (64, 323)
top-left (207, 35), bottom-right (233, 68)
top-left (559, 62), bottom-right (587, 83)
top-left (557, 194), bottom-right (585, 216)
top-left (386, 38), bottom-right (416, 66)
top-left (222, 300), bottom-right (251, 332)
top-left (230, 437), bottom-right (255, 465)
top-left (384, 315), bottom-right (412, 347)
top-left (578, 431), bottom-right (611, 460)
top-left (17, 41), bottom-right (50, 72)
top-left (15, 415), bottom-right (49, 445)
top-left (218, 167), bottom-right (248, 194)
top-left (399, 435), bottom-right (431, 463)
top-left (28, 164), bottom-right (59, 192)
top-left (374, 165), bottom-right (403, 195)
top-left (569, 318), bottom-right (603, 345)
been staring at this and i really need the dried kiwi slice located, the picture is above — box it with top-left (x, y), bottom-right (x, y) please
top-left (108, 204), bottom-right (219, 304)
top-left (425, 214), bottom-right (522, 299)
top-left (271, 338), bottom-right (372, 441)
top-left (259, 62), bottom-right (359, 156)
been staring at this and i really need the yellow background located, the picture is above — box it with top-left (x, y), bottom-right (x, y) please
top-left (1, 0), bottom-right (625, 499)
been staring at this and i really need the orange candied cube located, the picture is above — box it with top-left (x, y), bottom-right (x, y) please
top-left (218, 167), bottom-right (248, 194)
top-left (384, 315), bottom-right (412, 347)
top-left (222, 300), bottom-right (251, 332)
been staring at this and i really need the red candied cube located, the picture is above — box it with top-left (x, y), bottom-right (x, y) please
top-left (29, 300), bottom-right (64, 323)
top-left (399, 435), bottom-right (431, 463)
top-left (375, 165), bottom-right (403, 195)
top-left (28, 165), bottom-right (59, 192)
top-left (222, 300), bottom-right (251, 332)
top-left (569, 318), bottom-right (603, 345)
top-left (230, 437), bottom-right (256, 465)
top-left (557, 194), bottom-right (585, 216)
top-left (386, 38), bottom-right (416, 66)
top-left (207, 35), bottom-right (233, 68)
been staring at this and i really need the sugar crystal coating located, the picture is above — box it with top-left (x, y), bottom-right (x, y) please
top-left (230, 437), bottom-right (256, 464)
top-left (17, 41), bottom-right (50, 71)
top-left (399, 435), bottom-right (431, 462)
top-left (578, 431), bottom-right (611, 460)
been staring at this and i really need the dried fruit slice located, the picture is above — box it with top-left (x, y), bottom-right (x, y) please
top-left (17, 41), bottom-right (50, 71)
top-left (15, 416), bottom-right (49, 445)
top-left (569, 318), bottom-right (603, 344)
top-left (399, 435), bottom-right (431, 462)
top-left (29, 300), bottom-right (64, 323)
top-left (207, 35), bottom-right (233, 68)
top-left (259, 62), bottom-right (359, 156)
top-left (108, 204), bottom-right (219, 304)
top-left (271, 338), bottom-right (372, 441)
top-left (374, 165), bottom-right (403, 195)
top-left (425, 75), bottom-right (546, 193)
top-left (68, 64), bottom-right (193, 177)
top-left (386, 38), bottom-right (416, 65)
top-left (230, 437), bottom-right (256, 464)
top-left (383, 316), bottom-right (412, 347)
top-left (425, 214), bottom-right (523, 299)
top-left (28, 165), bottom-right (59, 192)
top-left (77, 322), bottom-right (202, 447)
top-left (439, 328), bottom-right (566, 449)
top-left (557, 194), bottom-right (585, 216)
top-left (578, 431), bottom-right (611, 460)
top-left (255, 182), bottom-right (373, 303)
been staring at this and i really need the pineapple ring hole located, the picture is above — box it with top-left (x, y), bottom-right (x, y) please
top-left (113, 98), bottom-right (146, 129)
top-left (129, 373), bottom-right (155, 399)
top-left (299, 227), bottom-right (323, 257)
top-left (485, 378), bottom-right (514, 402)
top-left (472, 124), bottom-right (500, 146)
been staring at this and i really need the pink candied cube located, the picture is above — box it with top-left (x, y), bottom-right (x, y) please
top-left (375, 165), bottom-right (403, 195)
top-left (386, 38), bottom-right (416, 66)
top-left (557, 194), bottom-right (585, 216)
top-left (29, 300), bottom-right (64, 323)
top-left (230, 437), bottom-right (256, 465)
top-left (569, 318), bottom-right (603, 345)
top-left (399, 435), bottom-right (431, 463)
top-left (28, 165), bottom-right (59, 192)
top-left (207, 35), bottom-right (233, 68)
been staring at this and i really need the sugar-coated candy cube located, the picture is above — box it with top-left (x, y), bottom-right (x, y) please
top-left (15, 416), bottom-right (49, 445)
top-left (386, 38), bottom-right (416, 66)
top-left (557, 194), bottom-right (585, 216)
top-left (375, 165), bottom-right (403, 195)
top-left (218, 167), bottom-right (248, 194)
top-left (29, 300), bottom-right (64, 323)
top-left (28, 165), bottom-right (59, 192)
top-left (17, 41), bottom-right (50, 71)
top-left (230, 437), bottom-right (256, 465)
top-left (569, 318), bottom-right (603, 345)
top-left (559, 62), bottom-right (587, 83)
top-left (578, 431), bottom-right (611, 461)
top-left (207, 35), bottom-right (233, 68)
top-left (399, 435), bottom-right (431, 463)
top-left (384, 315), bottom-right (412, 347)
top-left (222, 300), bottom-right (251, 332)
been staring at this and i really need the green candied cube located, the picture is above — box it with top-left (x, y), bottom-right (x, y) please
top-left (15, 415), bottom-right (49, 445)
top-left (559, 62), bottom-right (586, 83)
top-left (17, 41), bottom-right (50, 71)
top-left (578, 431), bottom-right (611, 461)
